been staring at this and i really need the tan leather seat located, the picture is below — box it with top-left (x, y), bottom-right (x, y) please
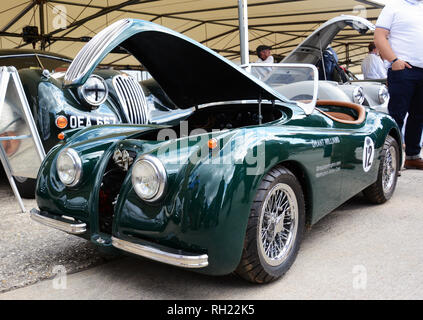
top-left (315, 100), bottom-right (366, 125)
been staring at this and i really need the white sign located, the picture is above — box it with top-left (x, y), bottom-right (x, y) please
top-left (362, 137), bottom-right (375, 172)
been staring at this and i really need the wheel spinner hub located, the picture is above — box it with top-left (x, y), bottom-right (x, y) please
top-left (382, 146), bottom-right (397, 194)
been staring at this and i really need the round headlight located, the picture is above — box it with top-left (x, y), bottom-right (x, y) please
top-left (131, 155), bottom-right (167, 202)
top-left (353, 86), bottom-right (365, 105)
top-left (378, 85), bottom-right (390, 104)
top-left (78, 75), bottom-right (108, 106)
top-left (57, 148), bottom-right (82, 187)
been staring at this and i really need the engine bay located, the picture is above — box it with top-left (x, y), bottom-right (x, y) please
top-left (140, 103), bottom-right (287, 141)
top-left (189, 104), bottom-right (283, 131)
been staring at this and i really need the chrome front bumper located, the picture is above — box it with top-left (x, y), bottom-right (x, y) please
top-left (30, 208), bottom-right (208, 269)
top-left (111, 237), bottom-right (209, 269)
top-left (30, 208), bottom-right (87, 235)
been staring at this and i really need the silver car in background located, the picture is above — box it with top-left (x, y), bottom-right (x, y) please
top-left (282, 15), bottom-right (389, 112)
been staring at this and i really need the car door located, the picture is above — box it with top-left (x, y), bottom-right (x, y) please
top-left (337, 127), bottom-right (378, 204)
top-left (281, 124), bottom-right (345, 221)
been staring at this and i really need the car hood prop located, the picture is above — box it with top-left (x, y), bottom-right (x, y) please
top-left (64, 19), bottom-right (286, 109)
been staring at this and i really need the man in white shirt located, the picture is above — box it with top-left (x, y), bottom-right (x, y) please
top-left (361, 42), bottom-right (387, 80)
top-left (374, 0), bottom-right (423, 169)
top-left (253, 45), bottom-right (274, 80)
top-left (256, 45), bottom-right (274, 63)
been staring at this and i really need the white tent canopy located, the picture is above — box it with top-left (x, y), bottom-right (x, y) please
top-left (0, 0), bottom-right (383, 72)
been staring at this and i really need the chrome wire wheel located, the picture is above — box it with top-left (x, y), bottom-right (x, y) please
top-left (363, 135), bottom-right (399, 204)
top-left (382, 145), bottom-right (397, 194)
top-left (258, 183), bottom-right (298, 267)
top-left (236, 166), bottom-right (305, 283)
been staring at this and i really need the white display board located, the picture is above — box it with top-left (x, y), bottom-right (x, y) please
top-left (0, 66), bottom-right (46, 212)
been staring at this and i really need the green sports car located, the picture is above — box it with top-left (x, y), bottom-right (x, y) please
top-left (30, 19), bottom-right (402, 283)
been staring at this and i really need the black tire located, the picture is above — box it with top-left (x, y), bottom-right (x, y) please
top-left (363, 135), bottom-right (400, 204)
top-left (14, 177), bottom-right (36, 199)
top-left (235, 166), bottom-right (305, 284)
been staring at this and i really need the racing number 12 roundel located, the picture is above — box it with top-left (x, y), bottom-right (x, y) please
top-left (363, 136), bottom-right (375, 172)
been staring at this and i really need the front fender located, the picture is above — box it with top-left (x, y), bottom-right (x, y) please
top-left (35, 125), bottom-right (158, 220)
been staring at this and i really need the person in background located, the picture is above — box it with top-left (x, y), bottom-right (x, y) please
top-left (374, 0), bottom-right (423, 170)
top-left (361, 42), bottom-right (387, 80)
top-left (256, 45), bottom-right (274, 63)
top-left (254, 45), bottom-right (274, 80)
top-left (321, 46), bottom-right (338, 81)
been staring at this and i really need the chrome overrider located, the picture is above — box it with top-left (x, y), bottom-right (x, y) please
top-left (30, 208), bottom-right (86, 234)
top-left (111, 237), bottom-right (209, 269)
top-left (30, 208), bottom-right (209, 269)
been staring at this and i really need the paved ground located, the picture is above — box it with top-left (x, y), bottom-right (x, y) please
top-left (0, 179), bottom-right (115, 293)
top-left (0, 169), bottom-right (422, 300)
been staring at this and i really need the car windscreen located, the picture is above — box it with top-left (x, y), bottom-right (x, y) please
top-left (38, 56), bottom-right (71, 73)
top-left (252, 65), bottom-right (315, 87)
top-left (245, 64), bottom-right (318, 114)
top-left (0, 55), bottom-right (41, 70)
top-left (249, 64), bottom-right (317, 102)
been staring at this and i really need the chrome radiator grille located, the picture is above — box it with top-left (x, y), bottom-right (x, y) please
top-left (64, 19), bottom-right (131, 85)
top-left (113, 75), bottom-right (149, 124)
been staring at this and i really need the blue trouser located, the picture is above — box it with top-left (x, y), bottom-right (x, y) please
top-left (387, 66), bottom-right (423, 157)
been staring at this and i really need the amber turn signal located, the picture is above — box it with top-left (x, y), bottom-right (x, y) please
top-left (58, 132), bottom-right (65, 140)
top-left (55, 116), bottom-right (68, 129)
top-left (208, 138), bottom-right (218, 149)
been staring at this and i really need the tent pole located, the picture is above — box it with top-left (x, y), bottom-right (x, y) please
top-left (238, 0), bottom-right (249, 65)
top-left (39, 1), bottom-right (46, 51)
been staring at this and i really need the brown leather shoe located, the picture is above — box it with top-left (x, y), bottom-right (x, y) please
top-left (404, 158), bottom-right (423, 170)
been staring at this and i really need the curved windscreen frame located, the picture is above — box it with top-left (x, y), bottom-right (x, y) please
top-left (242, 63), bottom-right (319, 115)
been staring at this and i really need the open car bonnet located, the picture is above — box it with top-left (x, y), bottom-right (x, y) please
top-left (282, 15), bottom-right (375, 65)
top-left (64, 19), bottom-right (286, 109)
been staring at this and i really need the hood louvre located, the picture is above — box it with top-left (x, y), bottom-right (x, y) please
top-left (65, 19), bottom-right (132, 85)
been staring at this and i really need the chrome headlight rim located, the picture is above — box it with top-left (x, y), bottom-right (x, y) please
top-left (353, 86), bottom-right (365, 105)
top-left (131, 154), bottom-right (167, 202)
top-left (78, 74), bottom-right (108, 106)
top-left (378, 85), bottom-right (390, 104)
top-left (57, 148), bottom-right (82, 187)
